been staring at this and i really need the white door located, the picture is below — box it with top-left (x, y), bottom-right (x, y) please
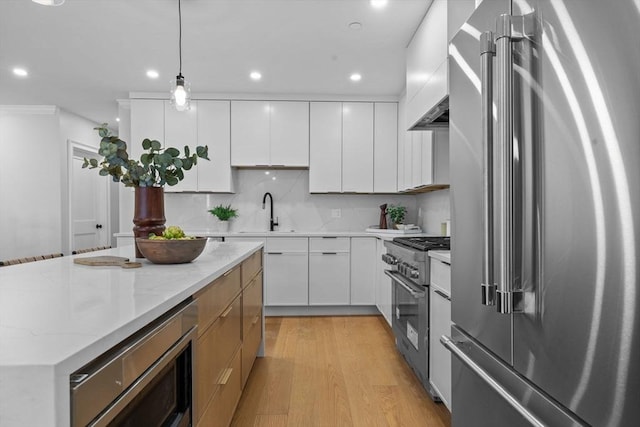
top-left (71, 148), bottom-right (109, 252)
top-left (309, 102), bottom-right (342, 192)
top-left (342, 102), bottom-right (374, 192)
top-left (270, 101), bottom-right (309, 166)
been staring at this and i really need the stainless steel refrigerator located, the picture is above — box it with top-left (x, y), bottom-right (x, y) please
top-left (444, 0), bottom-right (640, 426)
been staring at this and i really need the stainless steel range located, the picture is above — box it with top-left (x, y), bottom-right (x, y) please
top-left (382, 236), bottom-right (450, 400)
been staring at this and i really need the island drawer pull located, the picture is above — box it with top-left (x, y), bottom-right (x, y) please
top-left (220, 305), bottom-right (233, 318)
top-left (252, 315), bottom-right (260, 325)
top-left (217, 368), bottom-right (233, 385)
top-left (223, 268), bottom-right (235, 277)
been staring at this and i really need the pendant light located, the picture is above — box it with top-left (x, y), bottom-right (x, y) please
top-left (170, 0), bottom-right (191, 111)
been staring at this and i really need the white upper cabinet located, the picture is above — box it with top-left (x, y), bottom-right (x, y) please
top-left (342, 102), bottom-right (374, 193)
top-left (197, 101), bottom-right (234, 193)
top-left (406, 0), bottom-right (448, 129)
top-left (270, 101), bottom-right (309, 166)
top-left (373, 103), bottom-right (398, 193)
top-left (164, 101), bottom-right (198, 192)
top-left (309, 102), bottom-right (343, 193)
top-left (230, 101), bottom-right (270, 166)
top-left (130, 99), bottom-right (234, 193)
top-left (130, 99), bottom-right (164, 160)
top-left (230, 100), bottom-right (309, 167)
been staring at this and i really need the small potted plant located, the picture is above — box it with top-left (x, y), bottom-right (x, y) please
top-left (208, 204), bottom-right (238, 232)
top-left (386, 205), bottom-right (407, 229)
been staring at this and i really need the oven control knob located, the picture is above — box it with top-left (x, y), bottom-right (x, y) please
top-left (410, 269), bottom-right (420, 279)
top-left (382, 254), bottom-right (398, 265)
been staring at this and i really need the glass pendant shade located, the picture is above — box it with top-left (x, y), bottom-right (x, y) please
top-left (170, 74), bottom-right (191, 111)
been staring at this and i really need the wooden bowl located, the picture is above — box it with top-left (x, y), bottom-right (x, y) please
top-left (135, 237), bottom-right (207, 264)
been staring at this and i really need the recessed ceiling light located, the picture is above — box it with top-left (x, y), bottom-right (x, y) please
top-left (32, 0), bottom-right (65, 5)
top-left (348, 22), bottom-right (363, 30)
top-left (146, 70), bottom-right (159, 79)
top-left (265, 171), bottom-right (270, 175)
top-left (12, 68), bottom-right (28, 77)
top-left (272, 176), bottom-right (276, 181)
top-left (370, 0), bottom-right (388, 9)
top-left (350, 73), bottom-right (362, 82)
top-left (116, 117), bottom-right (120, 122)
top-left (250, 71), bottom-right (262, 81)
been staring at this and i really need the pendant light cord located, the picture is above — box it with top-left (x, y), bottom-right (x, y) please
top-left (178, 0), bottom-right (182, 75)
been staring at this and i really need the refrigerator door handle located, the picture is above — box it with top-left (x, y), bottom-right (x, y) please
top-left (480, 31), bottom-right (496, 306)
top-left (494, 13), bottom-right (534, 314)
top-left (441, 335), bottom-right (545, 427)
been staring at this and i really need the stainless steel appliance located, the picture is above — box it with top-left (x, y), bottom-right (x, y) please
top-left (70, 299), bottom-right (198, 427)
top-left (383, 236), bottom-right (450, 400)
top-left (446, 1), bottom-right (640, 426)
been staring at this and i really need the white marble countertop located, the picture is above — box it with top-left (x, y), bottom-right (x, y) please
top-left (114, 229), bottom-right (439, 242)
top-left (428, 249), bottom-right (451, 263)
top-left (0, 241), bottom-right (263, 427)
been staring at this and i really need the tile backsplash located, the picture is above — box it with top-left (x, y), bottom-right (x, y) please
top-left (120, 170), bottom-right (419, 233)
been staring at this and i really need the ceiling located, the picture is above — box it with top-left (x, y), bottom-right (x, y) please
top-left (0, 0), bottom-right (431, 125)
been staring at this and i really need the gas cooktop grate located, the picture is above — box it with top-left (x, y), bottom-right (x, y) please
top-left (391, 236), bottom-right (450, 252)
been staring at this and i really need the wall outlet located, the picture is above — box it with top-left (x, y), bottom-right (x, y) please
top-left (331, 209), bottom-right (341, 218)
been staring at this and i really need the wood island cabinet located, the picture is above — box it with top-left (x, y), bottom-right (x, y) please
top-left (193, 248), bottom-right (264, 427)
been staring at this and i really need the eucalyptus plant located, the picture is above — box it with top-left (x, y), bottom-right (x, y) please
top-left (82, 124), bottom-right (209, 187)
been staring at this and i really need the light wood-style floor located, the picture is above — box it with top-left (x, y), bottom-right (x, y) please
top-left (231, 316), bottom-right (451, 427)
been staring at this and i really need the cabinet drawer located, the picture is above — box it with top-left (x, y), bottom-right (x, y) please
top-left (197, 347), bottom-right (243, 427)
top-left (241, 249), bottom-right (263, 288)
top-left (309, 252), bottom-right (350, 305)
top-left (309, 237), bottom-right (350, 252)
top-left (429, 287), bottom-right (451, 410)
top-left (242, 308), bottom-right (262, 388)
top-left (266, 237), bottom-right (308, 253)
top-left (196, 266), bottom-right (241, 334)
top-left (430, 258), bottom-right (451, 294)
top-left (243, 272), bottom-right (263, 335)
top-left (195, 295), bottom-right (242, 421)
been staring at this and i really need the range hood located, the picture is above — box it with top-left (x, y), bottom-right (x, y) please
top-left (409, 95), bottom-right (449, 130)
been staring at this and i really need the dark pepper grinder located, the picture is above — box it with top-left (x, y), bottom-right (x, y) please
top-left (379, 204), bottom-right (388, 229)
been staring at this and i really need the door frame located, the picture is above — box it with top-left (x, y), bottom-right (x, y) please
top-left (67, 140), bottom-right (111, 254)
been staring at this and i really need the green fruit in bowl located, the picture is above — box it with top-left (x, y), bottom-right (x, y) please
top-left (148, 226), bottom-right (194, 240)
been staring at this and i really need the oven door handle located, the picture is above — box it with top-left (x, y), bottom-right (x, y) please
top-left (385, 270), bottom-right (425, 298)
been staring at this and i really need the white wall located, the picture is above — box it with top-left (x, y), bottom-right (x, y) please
top-left (0, 106), bottom-right (103, 260)
top-left (0, 106), bottom-right (62, 260)
top-left (117, 169), bottom-right (418, 234)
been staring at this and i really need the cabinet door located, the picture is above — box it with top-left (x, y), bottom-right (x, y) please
top-left (403, 130), bottom-right (413, 191)
top-left (421, 130), bottom-right (434, 186)
top-left (430, 286), bottom-right (452, 410)
top-left (264, 253), bottom-right (308, 305)
top-left (309, 252), bottom-right (350, 305)
top-left (130, 99), bottom-right (164, 161)
top-left (198, 100), bottom-right (233, 192)
top-left (411, 131), bottom-right (423, 188)
top-left (164, 100), bottom-right (198, 192)
top-left (270, 101), bottom-right (309, 167)
top-left (342, 102), bottom-right (374, 192)
top-left (350, 237), bottom-right (376, 305)
top-left (433, 128), bottom-right (450, 184)
top-left (375, 239), bottom-right (392, 326)
top-left (309, 102), bottom-right (342, 192)
top-left (231, 101), bottom-right (270, 166)
top-left (373, 103), bottom-right (398, 193)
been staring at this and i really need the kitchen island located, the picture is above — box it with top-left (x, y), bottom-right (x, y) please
top-left (0, 241), bottom-right (263, 427)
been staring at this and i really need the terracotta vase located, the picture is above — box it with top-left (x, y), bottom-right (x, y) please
top-left (132, 186), bottom-right (166, 258)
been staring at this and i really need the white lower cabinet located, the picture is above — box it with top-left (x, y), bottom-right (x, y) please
top-left (309, 252), bottom-right (350, 305)
top-left (429, 257), bottom-right (451, 410)
top-left (350, 238), bottom-right (376, 305)
top-left (264, 237), bottom-right (309, 306)
top-left (375, 239), bottom-right (392, 326)
top-left (309, 237), bottom-right (350, 305)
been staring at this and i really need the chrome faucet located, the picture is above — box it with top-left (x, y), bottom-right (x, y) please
top-left (262, 192), bottom-right (279, 231)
